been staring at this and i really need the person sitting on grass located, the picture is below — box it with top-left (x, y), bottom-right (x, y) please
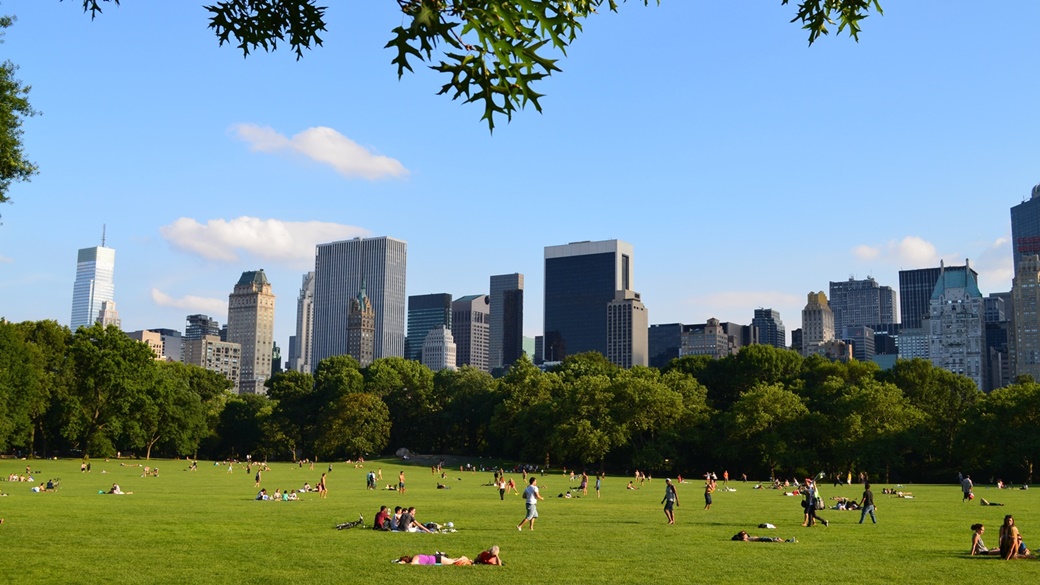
top-left (999, 515), bottom-right (1032, 559)
top-left (374, 506), bottom-right (391, 531)
top-left (474, 545), bottom-right (503, 565)
top-left (731, 531), bottom-right (795, 543)
top-left (395, 553), bottom-right (471, 565)
top-left (256, 488), bottom-right (268, 501)
top-left (401, 507), bottom-right (434, 533)
top-left (970, 524), bottom-right (1001, 555)
top-left (108, 483), bottom-right (131, 494)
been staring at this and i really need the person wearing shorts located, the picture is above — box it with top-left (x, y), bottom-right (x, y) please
top-left (517, 477), bottom-right (544, 531)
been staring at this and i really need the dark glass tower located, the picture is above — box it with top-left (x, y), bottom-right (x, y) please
top-left (406, 293), bottom-right (452, 362)
top-left (1011, 183), bottom-right (1040, 274)
top-left (898, 268), bottom-right (943, 331)
top-left (543, 240), bottom-right (633, 361)
top-left (752, 308), bottom-right (785, 348)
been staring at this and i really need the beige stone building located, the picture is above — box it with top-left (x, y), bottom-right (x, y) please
top-left (227, 270), bottom-right (275, 394)
top-left (182, 335), bottom-right (241, 388)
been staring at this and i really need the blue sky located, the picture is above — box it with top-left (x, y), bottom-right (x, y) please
top-left (1, 1), bottom-right (1037, 349)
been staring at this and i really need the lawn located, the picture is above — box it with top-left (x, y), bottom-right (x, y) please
top-left (1, 458), bottom-right (1039, 584)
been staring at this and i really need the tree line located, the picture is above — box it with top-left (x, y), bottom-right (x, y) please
top-left (2, 319), bottom-right (1037, 483)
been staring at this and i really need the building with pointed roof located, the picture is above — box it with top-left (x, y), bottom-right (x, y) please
top-left (227, 269), bottom-right (275, 394)
top-left (347, 280), bottom-right (376, 367)
top-left (928, 260), bottom-right (985, 390)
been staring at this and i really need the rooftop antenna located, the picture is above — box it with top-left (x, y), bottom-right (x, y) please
top-left (101, 224), bottom-right (106, 247)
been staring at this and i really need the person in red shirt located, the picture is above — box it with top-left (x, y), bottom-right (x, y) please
top-left (475, 545), bottom-right (503, 565)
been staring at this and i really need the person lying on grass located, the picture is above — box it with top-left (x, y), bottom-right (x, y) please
top-left (394, 553), bottom-right (471, 565)
top-left (731, 531), bottom-right (795, 543)
top-left (474, 545), bottom-right (503, 565)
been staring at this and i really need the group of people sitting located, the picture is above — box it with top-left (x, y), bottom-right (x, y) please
top-left (394, 545), bottom-right (503, 566)
top-left (255, 488), bottom-right (299, 501)
top-left (373, 505), bottom-right (443, 533)
top-left (970, 516), bottom-right (1034, 559)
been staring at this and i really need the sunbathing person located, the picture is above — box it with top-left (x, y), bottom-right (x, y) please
top-left (395, 553), bottom-right (471, 565)
top-left (731, 530), bottom-right (794, 543)
top-left (980, 498), bottom-right (1004, 506)
top-left (970, 524), bottom-right (1001, 555)
top-left (474, 545), bottom-right (503, 565)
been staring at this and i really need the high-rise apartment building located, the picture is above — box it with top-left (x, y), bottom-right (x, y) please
top-left (606, 290), bottom-right (648, 368)
top-left (185, 314), bottom-right (221, 340)
top-left (843, 325), bottom-right (876, 362)
top-left (149, 328), bottom-right (183, 362)
top-left (928, 261), bottom-right (985, 390)
top-left (752, 308), bottom-right (785, 349)
top-left (1011, 254), bottom-right (1040, 382)
top-left (226, 270), bottom-right (276, 394)
top-left (421, 326), bottom-right (457, 372)
top-left (489, 273), bottom-right (524, 371)
top-left (680, 318), bottom-right (738, 359)
top-left (544, 239), bottom-right (634, 361)
top-left (126, 330), bottom-right (164, 360)
top-left (801, 292), bottom-right (834, 357)
top-left (290, 271), bottom-right (315, 372)
top-left (70, 245), bottom-right (116, 330)
top-left (347, 281), bottom-right (376, 367)
top-left (183, 335), bottom-right (241, 388)
top-left (406, 293), bottom-right (452, 362)
top-left (828, 276), bottom-right (897, 333)
top-left (1011, 183), bottom-right (1040, 274)
top-left (312, 236), bottom-right (407, 367)
top-left (452, 294), bottom-right (490, 371)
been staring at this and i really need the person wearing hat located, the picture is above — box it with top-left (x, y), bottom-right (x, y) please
top-left (662, 478), bottom-right (679, 524)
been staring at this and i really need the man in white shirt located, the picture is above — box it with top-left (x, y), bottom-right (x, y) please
top-left (517, 477), bottom-right (545, 531)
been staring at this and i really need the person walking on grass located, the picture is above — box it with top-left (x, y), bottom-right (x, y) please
top-left (662, 478), bottom-right (679, 524)
top-left (704, 478), bottom-right (716, 510)
top-left (517, 477), bottom-right (544, 531)
top-left (596, 473), bottom-right (603, 498)
top-left (859, 482), bottom-right (877, 524)
top-left (962, 475), bottom-right (974, 501)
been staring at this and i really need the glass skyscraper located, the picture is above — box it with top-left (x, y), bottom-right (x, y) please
top-left (70, 245), bottom-right (116, 331)
top-left (489, 273), bottom-right (524, 371)
top-left (405, 293), bottom-right (452, 362)
top-left (1011, 183), bottom-right (1040, 274)
top-left (543, 239), bottom-right (633, 361)
top-left (312, 236), bottom-right (407, 367)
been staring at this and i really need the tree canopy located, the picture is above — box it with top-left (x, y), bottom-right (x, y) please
top-left (71, 1), bottom-right (884, 132)
top-left (0, 14), bottom-right (40, 204)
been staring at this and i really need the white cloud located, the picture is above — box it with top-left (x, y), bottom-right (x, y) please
top-left (151, 289), bottom-right (227, 315)
top-left (0, 254), bottom-right (12, 264)
top-left (850, 235), bottom-right (940, 268)
top-left (159, 216), bottom-right (370, 267)
top-left (974, 234), bottom-right (1013, 293)
top-left (852, 245), bottom-right (880, 261)
top-left (230, 124), bottom-right (409, 180)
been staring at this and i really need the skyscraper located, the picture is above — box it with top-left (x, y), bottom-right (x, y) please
top-left (312, 236), bottom-right (408, 367)
top-left (544, 239), bottom-right (633, 361)
top-left (606, 290), bottom-right (648, 368)
top-left (226, 270), bottom-right (276, 394)
top-left (421, 326), bottom-right (457, 372)
top-left (452, 294), bottom-right (490, 371)
top-left (185, 314), bottom-right (221, 340)
top-left (70, 245), bottom-right (116, 330)
top-left (489, 273), bottom-right (524, 371)
top-left (1011, 254), bottom-right (1040, 382)
top-left (828, 276), bottom-right (897, 334)
top-left (1011, 183), bottom-right (1040, 274)
top-left (406, 293), bottom-right (453, 362)
top-left (899, 267), bottom-right (943, 331)
top-left (290, 271), bottom-right (315, 372)
top-left (752, 308), bottom-right (785, 349)
top-left (183, 335), bottom-right (241, 388)
top-left (347, 281), bottom-right (376, 367)
top-left (801, 292), bottom-right (834, 357)
top-left (928, 260), bottom-right (985, 390)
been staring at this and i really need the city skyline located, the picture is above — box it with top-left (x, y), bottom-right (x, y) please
top-left (1, 3), bottom-right (1036, 351)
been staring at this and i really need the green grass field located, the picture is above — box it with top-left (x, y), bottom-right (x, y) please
top-left (2, 458), bottom-right (1039, 584)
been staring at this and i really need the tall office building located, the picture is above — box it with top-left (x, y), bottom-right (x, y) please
top-left (149, 328), bottom-right (183, 362)
top-left (70, 245), bottom-right (116, 330)
top-left (406, 293), bottom-right (453, 362)
top-left (1011, 183), bottom-right (1040, 274)
top-left (928, 260), bottom-right (985, 390)
top-left (226, 270), bottom-right (276, 394)
top-left (347, 281), bottom-right (376, 367)
top-left (1011, 255), bottom-right (1040, 382)
top-left (452, 294), bottom-right (490, 371)
top-left (289, 271), bottom-right (315, 372)
top-left (489, 273), bottom-right (524, 370)
top-left (421, 326), bottom-right (457, 372)
top-left (183, 335), bottom-right (241, 388)
top-left (899, 267), bottom-right (943, 331)
top-left (96, 300), bottom-right (121, 328)
top-left (185, 314), bottom-right (221, 340)
top-left (312, 236), bottom-right (407, 366)
top-left (801, 292), bottom-right (835, 357)
top-left (752, 308), bottom-right (786, 349)
top-left (544, 239), bottom-right (634, 361)
top-left (606, 290), bottom-right (648, 368)
top-left (843, 325), bottom-right (876, 362)
top-left (648, 323), bottom-right (684, 369)
top-left (828, 276), bottom-right (897, 333)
